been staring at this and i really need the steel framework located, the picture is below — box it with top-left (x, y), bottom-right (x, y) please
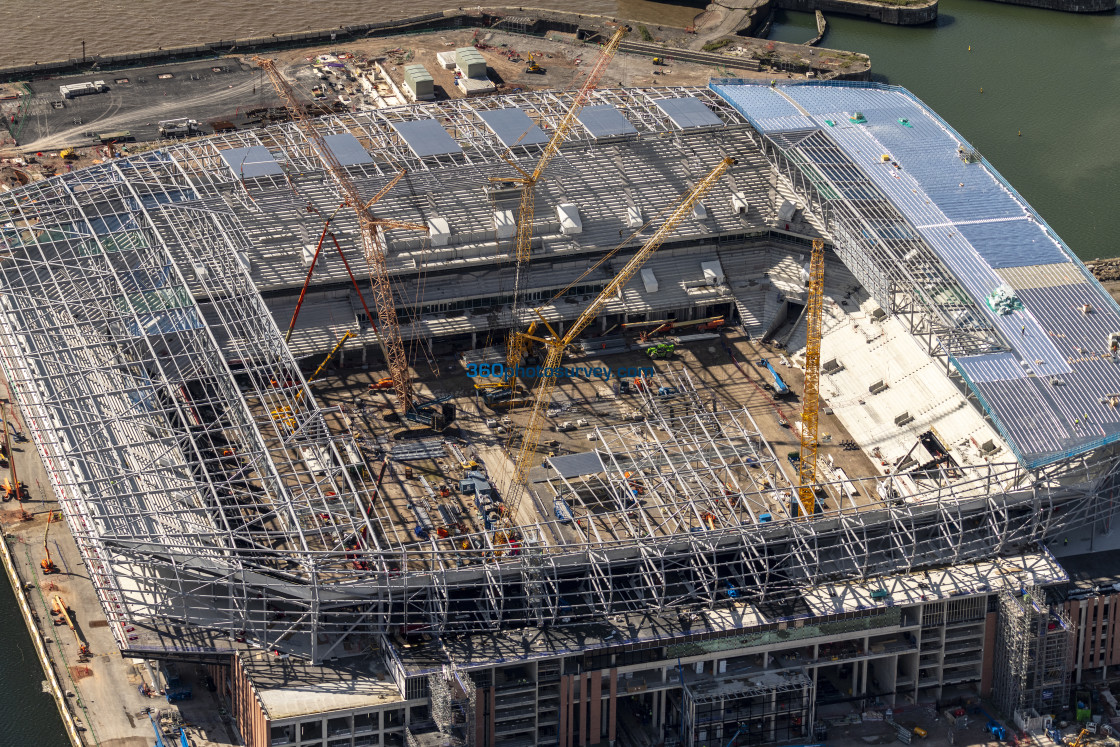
top-left (0, 88), bottom-right (1118, 664)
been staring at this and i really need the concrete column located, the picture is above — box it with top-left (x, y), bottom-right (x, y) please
top-left (1110, 595), bottom-right (1120, 668)
top-left (608, 668), bottom-right (618, 745)
top-left (1093, 595), bottom-right (1104, 669)
top-left (486, 689), bottom-right (495, 747)
top-left (980, 610), bottom-right (998, 698)
top-left (559, 674), bottom-right (569, 747)
top-left (768, 690), bottom-right (777, 741)
top-left (589, 670), bottom-right (602, 745)
top-left (568, 674), bottom-right (577, 747)
top-left (471, 331), bottom-right (477, 349)
top-left (580, 672), bottom-right (589, 746)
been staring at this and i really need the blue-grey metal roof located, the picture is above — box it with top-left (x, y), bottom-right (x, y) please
top-left (547, 451), bottom-right (606, 479)
top-left (711, 80), bottom-right (1120, 468)
top-left (577, 105), bottom-right (638, 139)
top-left (477, 108), bottom-right (549, 147)
top-left (653, 96), bottom-right (723, 129)
top-left (388, 119), bottom-right (463, 158)
top-left (711, 85), bottom-right (814, 131)
top-left (954, 352), bottom-right (1026, 384)
top-left (323, 132), bottom-right (374, 166)
top-left (219, 145), bottom-right (284, 179)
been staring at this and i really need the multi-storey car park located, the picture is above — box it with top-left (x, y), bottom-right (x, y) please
top-left (1, 80), bottom-right (1119, 747)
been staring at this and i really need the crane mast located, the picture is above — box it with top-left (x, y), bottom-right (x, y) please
top-left (798, 238), bottom-right (826, 516)
top-left (502, 157), bottom-right (736, 526)
top-left (502, 26), bottom-right (628, 376)
top-left (255, 58), bottom-right (426, 413)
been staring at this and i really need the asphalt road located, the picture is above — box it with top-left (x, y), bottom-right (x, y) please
top-left (16, 58), bottom-right (281, 151)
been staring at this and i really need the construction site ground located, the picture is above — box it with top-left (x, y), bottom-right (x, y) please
top-left (0, 368), bottom-right (239, 747)
top-left (0, 329), bottom-right (1102, 745)
top-left (2, 23), bottom-right (841, 180)
top-left (824, 707), bottom-right (1117, 747)
top-left (308, 327), bottom-right (880, 558)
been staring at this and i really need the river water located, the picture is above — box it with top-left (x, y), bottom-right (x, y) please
top-left (0, 2), bottom-right (1118, 744)
top-left (768, 0), bottom-right (1120, 261)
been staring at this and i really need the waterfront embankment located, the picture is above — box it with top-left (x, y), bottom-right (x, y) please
top-left (0, 3), bottom-right (880, 83)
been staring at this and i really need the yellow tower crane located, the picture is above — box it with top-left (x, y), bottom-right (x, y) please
top-left (255, 57), bottom-right (428, 414)
top-left (500, 157), bottom-right (736, 527)
top-left (797, 238), bottom-right (826, 517)
top-left (496, 25), bottom-right (629, 388)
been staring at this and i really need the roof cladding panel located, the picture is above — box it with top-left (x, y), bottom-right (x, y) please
top-left (654, 97), bottom-right (723, 129)
top-left (709, 81), bottom-right (1120, 467)
top-left (219, 145), bottom-right (284, 179)
top-left (477, 108), bottom-right (549, 147)
top-left (710, 84), bottom-right (814, 131)
top-left (547, 451), bottom-right (606, 479)
top-left (389, 119), bottom-right (463, 157)
top-left (954, 219), bottom-right (1068, 269)
top-left (577, 104), bottom-right (638, 139)
top-left (322, 132), bottom-right (374, 166)
top-left (954, 352), bottom-right (1027, 384)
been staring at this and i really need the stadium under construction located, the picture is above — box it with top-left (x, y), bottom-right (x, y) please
top-left (2, 79), bottom-right (1120, 747)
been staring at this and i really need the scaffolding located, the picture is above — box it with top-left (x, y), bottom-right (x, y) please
top-left (0, 86), bottom-right (1118, 663)
top-left (429, 663), bottom-right (476, 746)
top-left (676, 670), bottom-right (813, 747)
top-left (993, 586), bottom-right (1074, 718)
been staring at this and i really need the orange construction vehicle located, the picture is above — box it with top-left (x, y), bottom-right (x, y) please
top-left (1, 416), bottom-right (29, 502)
top-left (41, 511), bottom-right (59, 574)
top-left (3, 477), bottom-right (28, 502)
top-left (52, 595), bottom-right (90, 658)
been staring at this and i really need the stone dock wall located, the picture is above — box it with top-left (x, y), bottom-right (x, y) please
top-left (0, 532), bottom-right (86, 747)
top-left (981, 0), bottom-right (1114, 11)
top-left (774, 0), bottom-right (937, 25)
top-left (806, 10), bottom-right (828, 45)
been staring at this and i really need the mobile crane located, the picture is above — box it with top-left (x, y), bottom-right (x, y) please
top-left (255, 57), bottom-right (427, 415)
top-left (52, 595), bottom-right (90, 658)
top-left (1, 416), bottom-right (28, 502)
top-left (500, 157), bottom-right (736, 526)
top-left (40, 510), bottom-right (59, 574)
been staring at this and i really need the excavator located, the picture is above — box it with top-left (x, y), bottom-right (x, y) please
top-left (524, 53), bottom-right (546, 75)
top-left (40, 511), bottom-right (59, 574)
